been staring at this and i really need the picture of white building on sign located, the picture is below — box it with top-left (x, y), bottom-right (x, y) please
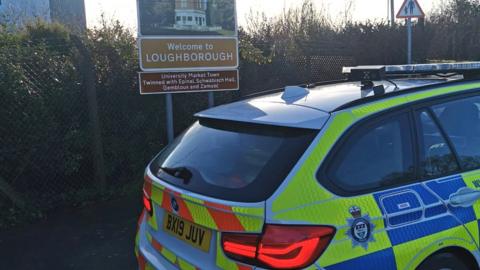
top-left (174, 0), bottom-right (220, 31)
top-left (138, 0), bottom-right (236, 36)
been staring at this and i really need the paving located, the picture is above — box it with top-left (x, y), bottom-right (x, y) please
top-left (0, 195), bottom-right (142, 270)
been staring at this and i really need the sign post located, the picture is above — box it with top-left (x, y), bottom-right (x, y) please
top-left (208, 92), bottom-right (215, 108)
top-left (390, 0), bottom-right (395, 26)
top-left (136, 0), bottom-right (239, 143)
top-left (396, 0), bottom-right (425, 64)
top-left (407, 18), bottom-right (412, 64)
top-left (166, 93), bottom-right (174, 142)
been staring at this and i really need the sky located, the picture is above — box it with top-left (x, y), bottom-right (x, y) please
top-left (84, 0), bottom-right (439, 31)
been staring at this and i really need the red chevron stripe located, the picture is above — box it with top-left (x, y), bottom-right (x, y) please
top-left (237, 264), bottom-right (253, 270)
top-left (204, 201), bottom-right (245, 231)
top-left (160, 189), bottom-right (194, 223)
top-left (137, 253), bottom-right (146, 270)
top-left (172, 191), bottom-right (194, 222)
top-left (205, 201), bottom-right (231, 211)
top-left (151, 238), bottom-right (163, 252)
top-left (161, 189), bottom-right (171, 211)
top-left (143, 175), bottom-right (152, 197)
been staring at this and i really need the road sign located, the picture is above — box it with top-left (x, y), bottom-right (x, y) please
top-left (139, 70), bottom-right (239, 94)
top-left (136, 0), bottom-right (239, 71)
top-left (139, 37), bottom-right (238, 71)
top-left (397, 0), bottom-right (425, 19)
top-left (136, 0), bottom-right (239, 143)
top-left (397, 0), bottom-right (425, 64)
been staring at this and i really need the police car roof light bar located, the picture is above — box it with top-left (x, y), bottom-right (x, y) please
top-left (342, 66), bottom-right (386, 82)
top-left (343, 62), bottom-right (480, 81)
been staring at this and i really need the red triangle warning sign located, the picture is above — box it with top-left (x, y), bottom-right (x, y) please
top-left (397, 0), bottom-right (425, 19)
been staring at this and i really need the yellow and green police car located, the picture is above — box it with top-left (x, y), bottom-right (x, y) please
top-left (135, 63), bottom-right (480, 270)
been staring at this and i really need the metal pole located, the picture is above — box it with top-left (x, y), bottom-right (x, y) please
top-left (208, 92), bottom-right (214, 108)
top-left (390, 0), bottom-right (395, 26)
top-left (388, 0), bottom-right (390, 23)
top-left (166, 93), bottom-right (174, 143)
top-left (407, 18), bottom-right (412, 64)
top-left (72, 35), bottom-right (107, 192)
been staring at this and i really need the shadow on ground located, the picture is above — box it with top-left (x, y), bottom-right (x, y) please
top-left (0, 195), bottom-right (142, 270)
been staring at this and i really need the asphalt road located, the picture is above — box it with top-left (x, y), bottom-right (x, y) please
top-left (0, 195), bottom-right (142, 270)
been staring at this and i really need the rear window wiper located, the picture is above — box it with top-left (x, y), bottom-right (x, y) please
top-left (160, 167), bottom-right (193, 184)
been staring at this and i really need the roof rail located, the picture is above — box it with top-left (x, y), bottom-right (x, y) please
top-left (333, 79), bottom-right (479, 112)
top-left (343, 62), bottom-right (480, 81)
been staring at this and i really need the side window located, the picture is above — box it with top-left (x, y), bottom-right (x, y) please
top-left (432, 96), bottom-right (480, 170)
top-left (416, 110), bottom-right (459, 177)
top-left (325, 113), bottom-right (415, 193)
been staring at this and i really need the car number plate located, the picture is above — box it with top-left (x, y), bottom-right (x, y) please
top-left (163, 212), bottom-right (212, 252)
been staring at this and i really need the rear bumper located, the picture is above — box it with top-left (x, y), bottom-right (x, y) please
top-left (135, 211), bottom-right (257, 270)
top-left (135, 213), bottom-right (176, 270)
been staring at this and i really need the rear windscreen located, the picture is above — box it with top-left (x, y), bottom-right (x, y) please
top-left (149, 119), bottom-right (317, 202)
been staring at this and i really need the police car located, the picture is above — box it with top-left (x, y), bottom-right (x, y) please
top-left (135, 63), bottom-right (480, 270)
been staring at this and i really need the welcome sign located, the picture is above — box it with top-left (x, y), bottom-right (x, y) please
top-left (139, 37), bottom-right (238, 70)
top-left (137, 0), bottom-right (239, 72)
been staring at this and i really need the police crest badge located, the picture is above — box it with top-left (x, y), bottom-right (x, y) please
top-left (346, 206), bottom-right (375, 250)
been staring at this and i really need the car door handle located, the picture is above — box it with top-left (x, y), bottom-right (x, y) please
top-left (449, 187), bottom-right (480, 207)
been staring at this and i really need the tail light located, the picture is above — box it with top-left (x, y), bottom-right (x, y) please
top-left (143, 189), bottom-right (153, 216)
top-left (143, 175), bottom-right (153, 216)
top-left (222, 225), bottom-right (335, 269)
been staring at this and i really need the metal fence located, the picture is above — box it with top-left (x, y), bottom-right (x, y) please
top-left (0, 39), bottom-right (96, 221)
top-left (0, 30), bottom-right (355, 227)
top-left (240, 55), bottom-right (355, 96)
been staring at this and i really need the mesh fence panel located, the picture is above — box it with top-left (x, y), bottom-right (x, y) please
top-left (0, 28), bottom-right (355, 227)
top-left (240, 55), bottom-right (355, 95)
top-left (0, 42), bottom-right (96, 214)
